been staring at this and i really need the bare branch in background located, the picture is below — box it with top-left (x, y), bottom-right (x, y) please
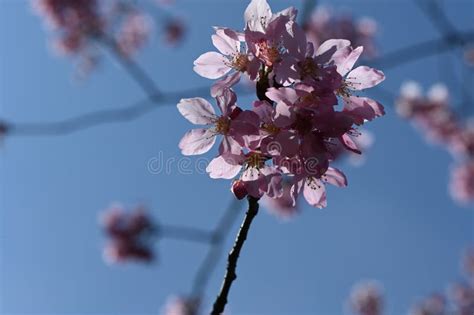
top-left (7, 31), bottom-right (474, 138)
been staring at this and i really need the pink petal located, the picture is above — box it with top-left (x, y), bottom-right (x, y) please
top-left (323, 167), bottom-right (348, 187)
top-left (303, 178), bottom-right (327, 208)
top-left (316, 39), bottom-right (351, 55)
top-left (244, 0), bottom-right (272, 32)
top-left (266, 87), bottom-right (299, 104)
top-left (193, 51), bottom-right (231, 79)
top-left (216, 89), bottom-right (237, 116)
top-left (177, 98), bottom-right (216, 125)
top-left (179, 128), bottom-right (216, 155)
top-left (206, 155), bottom-right (242, 179)
top-left (230, 110), bottom-right (260, 139)
top-left (339, 133), bottom-right (361, 154)
top-left (290, 178), bottom-right (304, 207)
top-left (212, 29), bottom-right (239, 56)
top-left (346, 66), bottom-right (385, 90)
top-left (274, 102), bottom-right (295, 127)
top-left (211, 72), bottom-right (241, 97)
top-left (332, 46), bottom-right (363, 76)
top-left (344, 96), bottom-right (385, 125)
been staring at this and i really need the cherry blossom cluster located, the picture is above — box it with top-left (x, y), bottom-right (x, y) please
top-left (177, 0), bottom-right (385, 208)
top-left (33, 0), bottom-right (185, 69)
top-left (396, 82), bottom-right (474, 204)
top-left (407, 247), bottom-right (474, 315)
top-left (100, 205), bottom-right (155, 263)
top-left (303, 7), bottom-right (378, 59)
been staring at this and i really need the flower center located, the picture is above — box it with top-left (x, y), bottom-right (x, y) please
top-left (336, 81), bottom-right (352, 98)
top-left (298, 57), bottom-right (319, 79)
top-left (262, 123), bottom-right (280, 135)
top-left (231, 54), bottom-right (250, 72)
top-left (246, 152), bottom-right (264, 169)
top-left (215, 116), bottom-right (231, 135)
top-left (256, 40), bottom-right (281, 66)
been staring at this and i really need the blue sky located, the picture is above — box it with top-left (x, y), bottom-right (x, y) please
top-left (0, 0), bottom-right (473, 314)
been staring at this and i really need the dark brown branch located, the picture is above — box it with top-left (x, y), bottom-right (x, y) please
top-left (191, 198), bottom-right (243, 297)
top-left (210, 196), bottom-right (259, 315)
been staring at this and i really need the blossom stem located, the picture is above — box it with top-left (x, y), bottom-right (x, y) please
top-left (191, 199), bottom-right (243, 297)
top-left (210, 196), bottom-right (259, 315)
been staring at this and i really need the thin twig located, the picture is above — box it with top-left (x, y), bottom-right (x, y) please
top-left (190, 198), bottom-right (243, 297)
top-left (159, 224), bottom-right (214, 244)
top-left (98, 35), bottom-right (161, 100)
top-left (370, 30), bottom-right (474, 69)
top-left (210, 196), bottom-right (259, 315)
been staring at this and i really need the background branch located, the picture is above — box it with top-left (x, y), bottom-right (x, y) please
top-left (4, 30), bottom-right (474, 137)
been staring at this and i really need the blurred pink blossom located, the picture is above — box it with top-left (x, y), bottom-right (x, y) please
top-left (116, 12), bottom-right (152, 57)
top-left (349, 281), bottom-right (384, 315)
top-left (162, 296), bottom-right (200, 315)
top-left (449, 161), bottom-right (474, 204)
top-left (163, 18), bottom-right (186, 46)
top-left (409, 294), bottom-right (446, 315)
top-left (101, 205), bottom-right (155, 263)
top-left (304, 7), bottom-right (378, 59)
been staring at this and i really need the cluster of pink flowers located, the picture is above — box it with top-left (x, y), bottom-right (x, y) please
top-left (408, 247), bottom-right (474, 315)
top-left (33, 0), bottom-right (185, 69)
top-left (303, 7), bottom-right (378, 59)
top-left (177, 0), bottom-right (385, 208)
top-left (33, 0), bottom-right (104, 56)
top-left (100, 205), bottom-right (155, 263)
top-left (396, 82), bottom-right (474, 204)
top-left (348, 281), bottom-right (384, 315)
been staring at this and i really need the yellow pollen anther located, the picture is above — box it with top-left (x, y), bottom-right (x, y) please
top-left (247, 152), bottom-right (264, 169)
top-left (215, 116), bottom-right (230, 135)
top-left (262, 123), bottom-right (280, 135)
top-left (232, 54), bottom-right (249, 72)
top-left (299, 57), bottom-right (318, 78)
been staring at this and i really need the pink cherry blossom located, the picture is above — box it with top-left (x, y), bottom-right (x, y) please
top-left (177, 89), bottom-right (259, 156)
top-left (194, 28), bottom-right (259, 80)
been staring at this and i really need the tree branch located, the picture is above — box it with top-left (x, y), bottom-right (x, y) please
top-left (210, 196), bottom-right (259, 315)
top-left (191, 198), bottom-right (243, 297)
top-left (5, 31), bottom-right (474, 137)
top-left (158, 224), bottom-right (214, 244)
top-left (369, 30), bottom-right (474, 69)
